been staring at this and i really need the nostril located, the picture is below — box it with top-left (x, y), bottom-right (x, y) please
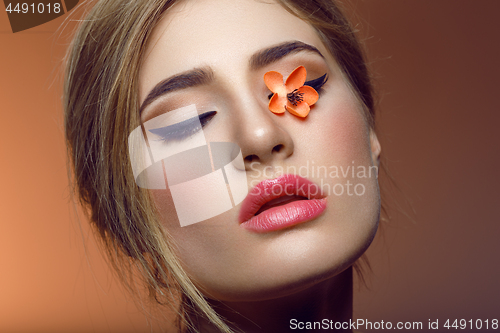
top-left (245, 154), bottom-right (258, 163)
top-left (272, 144), bottom-right (284, 153)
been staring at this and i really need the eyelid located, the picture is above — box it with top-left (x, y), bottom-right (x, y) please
top-left (148, 111), bottom-right (216, 141)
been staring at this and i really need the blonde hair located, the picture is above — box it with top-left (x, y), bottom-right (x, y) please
top-left (63, 0), bottom-right (375, 332)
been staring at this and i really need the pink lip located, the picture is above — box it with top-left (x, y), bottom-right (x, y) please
top-left (239, 174), bottom-right (327, 233)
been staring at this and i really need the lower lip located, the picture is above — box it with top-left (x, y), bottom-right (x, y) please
top-left (240, 198), bottom-right (327, 233)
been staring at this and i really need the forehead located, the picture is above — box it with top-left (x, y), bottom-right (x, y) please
top-left (139, 0), bottom-right (329, 102)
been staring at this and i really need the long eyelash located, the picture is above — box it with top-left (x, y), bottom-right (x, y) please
top-left (267, 73), bottom-right (329, 100)
top-left (148, 111), bottom-right (216, 142)
top-left (306, 73), bottom-right (328, 93)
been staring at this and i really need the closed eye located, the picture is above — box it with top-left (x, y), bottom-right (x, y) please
top-left (267, 73), bottom-right (328, 99)
top-left (148, 111), bottom-right (216, 142)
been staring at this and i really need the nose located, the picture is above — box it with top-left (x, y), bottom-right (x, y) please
top-left (231, 100), bottom-right (295, 169)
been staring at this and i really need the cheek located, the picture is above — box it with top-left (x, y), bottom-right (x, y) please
top-left (150, 188), bottom-right (243, 282)
top-left (151, 188), bottom-right (179, 228)
top-left (316, 98), bottom-right (371, 163)
top-left (297, 83), bottom-right (375, 186)
top-left (298, 87), bottom-right (380, 252)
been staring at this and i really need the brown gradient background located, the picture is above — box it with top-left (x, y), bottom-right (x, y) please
top-left (1, 1), bottom-right (499, 332)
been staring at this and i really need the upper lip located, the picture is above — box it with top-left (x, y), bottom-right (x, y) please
top-left (238, 174), bottom-right (325, 223)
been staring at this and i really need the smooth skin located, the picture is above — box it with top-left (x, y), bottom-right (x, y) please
top-left (138, 0), bottom-right (381, 331)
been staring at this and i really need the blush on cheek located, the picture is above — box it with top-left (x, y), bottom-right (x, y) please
top-left (320, 101), bottom-right (371, 162)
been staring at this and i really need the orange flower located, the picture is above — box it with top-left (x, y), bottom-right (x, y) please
top-left (264, 66), bottom-right (319, 118)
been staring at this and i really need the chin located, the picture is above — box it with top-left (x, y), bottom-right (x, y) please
top-left (192, 198), bottom-right (379, 302)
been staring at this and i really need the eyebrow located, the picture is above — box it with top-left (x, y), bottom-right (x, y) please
top-left (140, 41), bottom-right (323, 114)
top-left (249, 41), bottom-right (324, 70)
top-left (140, 67), bottom-right (214, 114)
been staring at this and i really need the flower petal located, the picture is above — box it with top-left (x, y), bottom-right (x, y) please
top-left (285, 66), bottom-right (307, 92)
top-left (269, 94), bottom-right (286, 114)
top-left (287, 101), bottom-right (310, 118)
top-left (264, 71), bottom-right (285, 94)
top-left (299, 85), bottom-right (319, 105)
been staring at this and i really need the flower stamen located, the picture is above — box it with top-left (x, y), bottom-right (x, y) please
top-left (287, 89), bottom-right (304, 106)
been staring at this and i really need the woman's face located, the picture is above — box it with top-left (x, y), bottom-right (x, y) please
top-left (138, 0), bottom-right (381, 301)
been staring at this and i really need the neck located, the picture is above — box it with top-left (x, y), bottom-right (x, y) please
top-left (197, 268), bottom-right (353, 333)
